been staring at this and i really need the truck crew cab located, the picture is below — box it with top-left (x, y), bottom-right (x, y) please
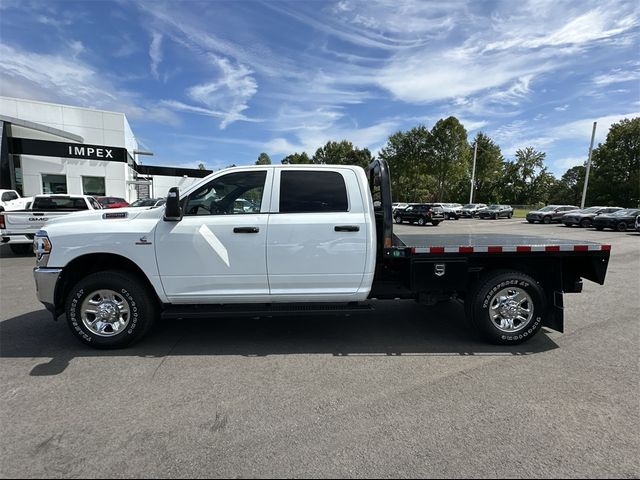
top-left (33, 160), bottom-right (610, 348)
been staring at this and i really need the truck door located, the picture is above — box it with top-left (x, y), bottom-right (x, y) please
top-left (267, 168), bottom-right (368, 298)
top-left (155, 169), bottom-right (272, 302)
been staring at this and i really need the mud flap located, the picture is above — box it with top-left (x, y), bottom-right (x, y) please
top-left (544, 291), bottom-right (564, 332)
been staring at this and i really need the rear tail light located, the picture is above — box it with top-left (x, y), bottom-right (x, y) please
top-left (0, 213), bottom-right (5, 230)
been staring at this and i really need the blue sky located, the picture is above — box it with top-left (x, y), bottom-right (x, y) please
top-left (0, 0), bottom-right (638, 175)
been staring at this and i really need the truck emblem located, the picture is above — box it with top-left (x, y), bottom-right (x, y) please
top-left (434, 264), bottom-right (446, 277)
top-left (135, 236), bottom-right (152, 245)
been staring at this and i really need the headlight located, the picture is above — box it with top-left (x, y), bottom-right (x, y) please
top-left (33, 230), bottom-right (52, 265)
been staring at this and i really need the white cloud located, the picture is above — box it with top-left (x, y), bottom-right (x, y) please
top-left (549, 112), bottom-right (640, 144)
top-left (149, 32), bottom-right (163, 80)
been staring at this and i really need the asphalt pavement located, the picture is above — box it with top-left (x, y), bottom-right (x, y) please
top-left (1, 219), bottom-right (638, 478)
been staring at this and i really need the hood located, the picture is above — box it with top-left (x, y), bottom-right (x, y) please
top-left (44, 207), bottom-right (159, 227)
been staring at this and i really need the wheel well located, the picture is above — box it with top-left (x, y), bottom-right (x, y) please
top-left (55, 253), bottom-right (159, 315)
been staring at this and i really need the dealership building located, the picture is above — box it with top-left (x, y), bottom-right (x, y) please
top-left (0, 96), bottom-right (210, 201)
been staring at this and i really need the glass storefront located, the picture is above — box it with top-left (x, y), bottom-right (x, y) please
top-left (82, 176), bottom-right (106, 196)
top-left (42, 174), bottom-right (67, 194)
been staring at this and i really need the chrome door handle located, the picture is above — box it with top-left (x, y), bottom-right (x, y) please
top-left (334, 225), bottom-right (359, 232)
top-left (233, 227), bottom-right (259, 233)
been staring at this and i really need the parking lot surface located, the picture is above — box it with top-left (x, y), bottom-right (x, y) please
top-left (1, 219), bottom-right (639, 478)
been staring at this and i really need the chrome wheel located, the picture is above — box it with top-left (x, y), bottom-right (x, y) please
top-left (489, 287), bottom-right (533, 333)
top-left (80, 289), bottom-right (131, 337)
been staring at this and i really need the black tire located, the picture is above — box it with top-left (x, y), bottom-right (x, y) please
top-left (616, 222), bottom-right (628, 232)
top-left (465, 270), bottom-right (546, 345)
top-left (493, 213), bottom-right (498, 220)
top-left (542, 216), bottom-right (552, 224)
top-left (9, 244), bottom-right (32, 255)
top-left (65, 270), bottom-right (157, 349)
top-left (580, 219), bottom-right (592, 228)
top-left (431, 220), bottom-right (440, 226)
top-left (444, 213), bottom-right (450, 220)
top-left (508, 213), bottom-right (513, 219)
top-left (417, 216), bottom-right (426, 226)
top-left (394, 216), bottom-right (402, 224)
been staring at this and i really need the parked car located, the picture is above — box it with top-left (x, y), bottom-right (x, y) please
top-left (561, 206), bottom-right (623, 228)
top-left (394, 203), bottom-right (445, 226)
top-left (129, 197), bottom-right (166, 208)
top-left (478, 204), bottom-right (514, 219)
top-left (433, 203), bottom-right (462, 220)
top-left (0, 189), bottom-right (33, 212)
top-left (593, 208), bottom-right (640, 231)
top-left (95, 196), bottom-right (129, 209)
top-left (526, 205), bottom-right (579, 224)
top-left (459, 203), bottom-right (487, 218)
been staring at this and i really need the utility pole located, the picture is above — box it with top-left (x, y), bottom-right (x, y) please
top-left (469, 141), bottom-right (478, 203)
top-left (580, 122), bottom-right (597, 209)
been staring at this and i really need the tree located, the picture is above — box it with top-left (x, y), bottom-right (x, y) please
top-left (499, 147), bottom-right (549, 205)
top-left (470, 132), bottom-right (504, 203)
top-left (586, 117), bottom-right (640, 207)
top-left (256, 152), bottom-right (272, 165)
top-left (379, 125), bottom-right (435, 202)
top-left (281, 152), bottom-right (311, 164)
top-left (548, 165), bottom-right (585, 205)
top-left (426, 117), bottom-right (472, 201)
top-left (311, 140), bottom-right (373, 168)
top-left (198, 163), bottom-right (206, 170)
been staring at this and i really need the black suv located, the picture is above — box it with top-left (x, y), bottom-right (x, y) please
top-left (394, 203), bottom-right (445, 226)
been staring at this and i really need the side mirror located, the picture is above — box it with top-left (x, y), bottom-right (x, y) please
top-left (164, 187), bottom-right (183, 221)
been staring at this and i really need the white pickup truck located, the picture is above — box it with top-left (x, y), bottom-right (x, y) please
top-left (1, 194), bottom-right (101, 254)
top-left (33, 161), bottom-right (611, 349)
top-left (0, 189), bottom-right (33, 212)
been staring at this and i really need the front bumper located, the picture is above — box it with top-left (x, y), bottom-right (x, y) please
top-left (33, 267), bottom-right (63, 315)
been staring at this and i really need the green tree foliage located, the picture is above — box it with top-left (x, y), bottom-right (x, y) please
top-left (427, 117), bottom-right (471, 201)
top-left (586, 117), bottom-right (640, 207)
top-left (379, 125), bottom-right (435, 202)
top-left (499, 147), bottom-right (551, 204)
top-left (470, 132), bottom-right (504, 203)
top-left (281, 152), bottom-right (311, 164)
top-left (255, 152), bottom-right (272, 165)
top-left (312, 140), bottom-right (373, 168)
top-left (548, 165), bottom-right (585, 205)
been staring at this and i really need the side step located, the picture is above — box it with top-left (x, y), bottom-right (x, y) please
top-left (161, 302), bottom-right (375, 319)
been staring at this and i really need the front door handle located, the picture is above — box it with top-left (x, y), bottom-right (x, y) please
top-left (334, 225), bottom-right (360, 232)
top-left (233, 226), bottom-right (260, 233)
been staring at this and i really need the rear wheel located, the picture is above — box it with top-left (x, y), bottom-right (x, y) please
top-left (580, 218), bottom-right (592, 228)
top-left (465, 271), bottom-right (546, 345)
top-left (444, 213), bottom-right (450, 220)
top-left (616, 222), bottom-right (628, 232)
top-left (65, 270), bottom-right (157, 349)
top-left (542, 216), bottom-right (552, 224)
top-left (9, 244), bottom-right (32, 255)
top-left (394, 216), bottom-right (402, 224)
top-left (417, 216), bottom-right (426, 226)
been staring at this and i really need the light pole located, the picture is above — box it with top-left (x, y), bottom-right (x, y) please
top-left (580, 122), bottom-right (597, 209)
top-left (469, 140), bottom-right (478, 203)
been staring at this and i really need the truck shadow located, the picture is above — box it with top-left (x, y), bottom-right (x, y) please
top-left (1, 300), bottom-right (559, 376)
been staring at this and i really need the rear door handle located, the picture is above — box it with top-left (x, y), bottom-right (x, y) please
top-left (233, 226), bottom-right (260, 233)
top-left (334, 225), bottom-right (360, 232)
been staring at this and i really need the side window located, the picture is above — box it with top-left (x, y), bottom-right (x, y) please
top-left (279, 171), bottom-right (348, 213)
top-left (2, 191), bottom-right (18, 202)
top-left (184, 171), bottom-right (266, 216)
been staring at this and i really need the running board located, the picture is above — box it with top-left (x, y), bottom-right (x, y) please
top-left (161, 302), bottom-right (375, 319)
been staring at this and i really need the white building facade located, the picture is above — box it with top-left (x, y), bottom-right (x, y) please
top-left (0, 97), bottom-right (208, 201)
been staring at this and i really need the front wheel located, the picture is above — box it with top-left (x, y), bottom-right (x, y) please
top-left (542, 216), bottom-right (552, 224)
top-left (616, 222), bottom-right (628, 232)
top-left (417, 216), bottom-right (426, 226)
top-left (65, 270), bottom-right (157, 349)
top-left (580, 219), bottom-right (592, 228)
top-left (465, 271), bottom-right (546, 345)
top-left (394, 216), bottom-right (402, 224)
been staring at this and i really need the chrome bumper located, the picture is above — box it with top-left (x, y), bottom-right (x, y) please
top-left (33, 267), bottom-right (63, 314)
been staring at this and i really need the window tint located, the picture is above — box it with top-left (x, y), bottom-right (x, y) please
top-left (42, 174), bottom-right (67, 194)
top-left (82, 176), bottom-right (105, 196)
top-left (32, 197), bottom-right (88, 210)
top-left (185, 171), bottom-right (266, 216)
top-left (279, 171), bottom-right (348, 213)
top-left (2, 191), bottom-right (18, 202)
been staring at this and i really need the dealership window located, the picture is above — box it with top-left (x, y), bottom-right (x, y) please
top-left (42, 174), bottom-right (67, 194)
top-left (279, 171), bottom-right (348, 213)
top-left (82, 176), bottom-right (106, 196)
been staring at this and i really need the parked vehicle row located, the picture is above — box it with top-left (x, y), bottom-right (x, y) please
top-left (524, 204), bottom-right (640, 232)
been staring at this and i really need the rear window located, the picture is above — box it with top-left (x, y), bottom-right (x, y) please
top-left (279, 171), bottom-right (348, 213)
top-left (32, 197), bottom-right (88, 211)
